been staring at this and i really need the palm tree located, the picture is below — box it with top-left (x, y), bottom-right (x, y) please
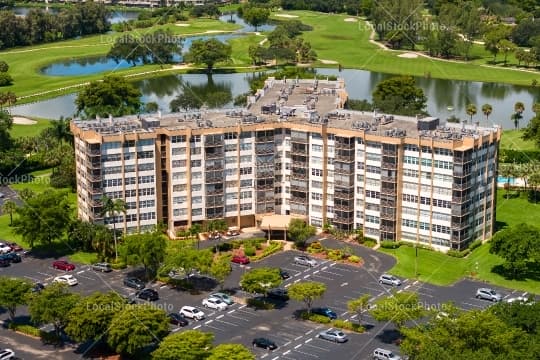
top-left (529, 170), bottom-right (540, 203)
top-left (50, 117), bottom-right (73, 144)
top-left (189, 223), bottom-right (202, 249)
top-left (466, 104), bottom-right (477, 123)
top-left (499, 163), bottom-right (516, 198)
top-left (513, 101), bottom-right (525, 129)
top-left (100, 195), bottom-right (126, 261)
top-left (1, 200), bottom-right (17, 226)
top-left (481, 103), bottom-right (492, 124)
top-left (0, 92), bottom-right (17, 113)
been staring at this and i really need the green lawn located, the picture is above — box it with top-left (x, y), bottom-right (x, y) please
top-left (10, 118), bottom-right (51, 138)
top-left (500, 129), bottom-right (537, 151)
top-left (495, 190), bottom-right (540, 228)
top-left (272, 11), bottom-right (538, 86)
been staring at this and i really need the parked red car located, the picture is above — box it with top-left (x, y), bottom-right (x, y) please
top-left (7, 242), bottom-right (23, 252)
top-left (52, 260), bottom-right (75, 271)
top-left (231, 255), bottom-right (250, 265)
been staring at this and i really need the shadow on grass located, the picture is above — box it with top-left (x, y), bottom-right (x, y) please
top-left (492, 261), bottom-right (540, 282)
top-left (375, 328), bottom-right (402, 345)
top-left (495, 220), bottom-right (508, 231)
top-left (24, 241), bottom-right (83, 260)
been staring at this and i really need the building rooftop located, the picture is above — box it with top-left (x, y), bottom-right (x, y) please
top-left (72, 78), bottom-right (500, 143)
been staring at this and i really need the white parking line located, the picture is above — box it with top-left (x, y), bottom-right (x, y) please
top-left (311, 274), bottom-right (333, 281)
top-left (313, 270), bottom-right (319, 274)
top-left (214, 319), bottom-right (239, 327)
top-left (295, 335), bottom-right (303, 341)
top-left (285, 283), bottom-right (291, 288)
top-left (216, 315), bottom-right (224, 319)
top-left (294, 279), bottom-right (301, 283)
top-left (329, 263), bottom-right (336, 267)
top-left (306, 330), bottom-right (313, 335)
top-left (283, 341), bottom-right (291, 346)
top-left (321, 266), bottom-right (328, 271)
top-left (293, 349), bottom-right (318, 358)
top-left (239, 305), bottom-right (246, 309)
top-left (193, 325), bottom-right (201, 329)
top-left (404, 285), bottom-right (411, 290)
top-left (261, 354), bottom-right (268, 359)
top-left (305, 338), bottom-right (312, 344)
top-left (271, 357), bottom-right (279, 360)
top-left (462, 302), bottom-right (484, 308)
top-left (227, 309), bottom-right (236, 314)
top-left (283, 350), bottom-right (291, 355)
top-left (340, 311), bottom-right (348, 316)
top-left (205, 320), bottom-right (213, 325)
top-left (350, 314), bottom-right (358, 319)
top-left (303, 274), bottom-right (310, 279)
top-left (321, 270), bottom-right (343, 277)
top-left (294, 344), bottom-right (302, 349)
top-left (523, 292), bottom-right (528, 297)
top-left (76, 270), bottom-right (85, 274)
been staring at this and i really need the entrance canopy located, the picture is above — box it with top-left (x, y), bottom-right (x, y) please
top-left (259, 215), bottom-right (305, 231)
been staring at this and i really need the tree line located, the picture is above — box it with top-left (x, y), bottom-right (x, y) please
top-left (0, 2), bottom-right (110, 49)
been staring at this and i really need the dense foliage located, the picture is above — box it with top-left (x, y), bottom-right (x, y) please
top-left (0, 2), bottom-right (110, 49)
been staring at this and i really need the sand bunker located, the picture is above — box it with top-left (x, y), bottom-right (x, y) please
top-left (13, 116), bottom-right (37, 125)
top-left (344, 18), bottom-right (358, 22)
top-left (320, 59), bottom-right (338, 64)
top-left (398, 52), bottom-right (419, 58)
top-left (275, 14), bottom-right (299, 18)
top-left (175, 23), bottom-right (190, 27)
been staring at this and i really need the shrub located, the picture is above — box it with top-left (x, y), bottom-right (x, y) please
top-left (348, 255), bottom-right (361, 263)
top-left (111, 261), bottom-right (126, 270)
top-left (447, 249), bottom-right (470, 258)
top-left (247, 298), bottom-right (275, 310)
top-left (250, 241), bottom-right (283, 261)
top-left (363, 239), bottom-right (377, 248)
top-left (327, 249), bottom-right (344, 261)
top-left (244, 245), bottom-right (256, 257)
top-left (300, 311), bottom-right (331, 324)
top-left (9, 323), bottom-right (41, 337)
top-left (307, 242), bottom-right (325, 254)
top-left (381, 241), bottom-right (400, 249)
top-left (331, 319), bottom-right (364, 333)
top-left (468, 240), bottom-right (482, 251)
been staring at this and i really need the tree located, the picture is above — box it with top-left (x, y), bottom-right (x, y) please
top-left (152, 330), bottom-right (213, 360)
top-left (497, 39), bottom-right (516, 66)
top-left (489, 224), bottom-right (540, 278)
top-left (240, 267), bottom-right (282, 295)
top-left (523, 114), bottom-right (540, 148)
top-left (369, 291), bottom-right (424, 329)
top-left (122, 231), bottom-right (167, 279)
top-left (108, 34), bottom-right (143, 66)
top-left (241, 6), bottom-right (270, 31)
top-left (108, 304), bottom-right (169, 357)
top-left (481, 103), bottom-right (493, 123)
top-left (0, 60), bottom-right (8, 73)
top-left (372, 76), bottom-right (427, 116)
top-left (28, 283), bottom-right (80, 338)
top-left (1, 199), bottom-right (16, 226)
top-left (49, 117), bottom-right (73, 144)
top-left (0, 277), bottom-right (32, 321)
top-left (210, 254), bottom-right (232, 290)
top-left (533, 103), bottom-right (540, 116)
top-left (0, 108), bottom-right (12, 151)
top-left (513, 101), bottom-right (525, 130)
top-left (100, 195), bottom-right (126, 261)
top-left (169, 75), bottom-right (232, 112)
top-left (0, 72), bottom-right (12, 87)
top-left (288, 281), bottom-right (326, 314)
top-left (287, 218), bottom-right (316, 248)
top-left (489, 300), bottom-right (540, 335)
top-left (75, 75), bottom-right (142, 118)
top-left (166, 245), bottom-right (213, 278)
top-left (185, 38), bottom-right (232, 73)
top-left (347, 294), bottom-right (370, 325)
top-left (65, 292), bottom-right (126, 342)
top-left (529, 170), bottom-right (540, 203)
top-left (371, 0), bottom-right (423, 49)
top-left (208, 344), bottom-right (255, 360)
top-left (465, 103), bottom-right (476, 123)
top-left (145, 101), bottom-right (159, 113)
top-left (484, 25), bottom-right (511, 62)
top-left (400, 308), bottom-right (534, 359)
top-left (12, 189), bottom-right (71, 248)
top-left (0, 91), bottom-right (17, 110)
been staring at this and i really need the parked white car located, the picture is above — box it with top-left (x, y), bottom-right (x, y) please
top-left (53, 275), bottom-right (78, 286)
top-left (378, 274), bottom-right (402, 286)
top-left (0, 348), bottom-right (14, 360)
top-left (179, 306), bottom-right (205, 320)
top-left (0, 243), bottom-right (11, 254)
top-left (294, 255), bottom-right (318, 267)
top-left (202, 297), bottom-right (228, 310)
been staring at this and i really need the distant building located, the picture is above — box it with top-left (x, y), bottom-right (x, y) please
top-left (71, 77), bottom-right (501, 251)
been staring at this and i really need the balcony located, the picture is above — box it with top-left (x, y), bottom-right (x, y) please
top-left (381, 175), bottom-right (396, 182)
top-left (206, 200), bottom-right (225, 207)
top-left (87, 161), bottom-right (101, 170)
top-left (256, 171), bottom-right (274, 178)
top-left (86, 149), bottom-right (101, 156)
top-left (89, 187), bottom-right (103, 195)
top-left (334, 204), bottom-right (353, 211)
top-left (333, 216), bottom-right (353, 223)
top-left (291, 185), bottom-right (308, 192)
top-left (380, 225), bottom-right (395, 232)
top-left (381, 188), bottom-right (397, 196)
top-left (291, 173), bottom-right (308, 180)
top-left (291, 147), bottom-right (308, 156)
top-left (256, 184), bottom-right (274, 190)
top-left (87, 174), bottom-right (102, 182)
top-left (334, 167), bottom-right (353, 175)
top-left (453, 182), bottom-right (472, 190)
top-left (381, 162), bottom-right (397, 170)
top-left (205, 152), bottom-right (224, 160)
top-left (380, 199), bottom-right (396, 207)
top-left (205, 139), bottom-right (224, 146)
top-left (292, 161), bottom-right (308, 168)
top-left (290, 196), bottom-right (307, 203)
top-left (206, 177), bottom-right (224, 184)
top-left (291, 136), bottom-right (309, 143)
top-left (334, 154), bottom-right (354, 162)
top-left (255, 136), bottom-right (274, 143)
top-left (380, 212), bottom-right (396, 220)
top-left (257, 197), bottom-right (275, 203)
top-left (334, 190), bottom-right (354, 199)
top-left (382, 149), bottom-right (397, 156)
top-left (335, 142), bottom-right (354, 150)
top-left (207, 212), bottom-right (225, 219)
top-left (206, 189), bottom-right (224, 195)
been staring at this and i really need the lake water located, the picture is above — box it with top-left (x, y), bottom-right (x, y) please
top-left (13, 7), bottom-right (140, 24)
top-left (11, 68), bottom-right (540, 129)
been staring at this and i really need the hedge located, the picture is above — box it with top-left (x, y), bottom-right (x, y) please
top-left (499, 149), bottom-right (540, 164)
top-left (348, 255), bottom-right (361, 263)
top-left (300, 311), bottom-right (331, 324)
top-left (249, 241), bottom-right (284, 261)
top-left (380, 240), bottom-right (400, 249)
top-left (447, 249), bottom-right (470, 258)
top-left (331, 319), bottom-right (365, 333)
top-left (244, 245), bottom-right (256, 257)
top-left (247, 298), bottom-right (275, 310)
top-left (468, 240), bottom-right (482, 251)
top-left (9, 323), bottom-right (41, 337)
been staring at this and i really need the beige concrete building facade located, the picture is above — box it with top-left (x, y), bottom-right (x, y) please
top-left (71, 77), bottom-right (501, 251)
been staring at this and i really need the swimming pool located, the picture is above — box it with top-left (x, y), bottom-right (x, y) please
top-left (497, 176), bottom-right (516, 184)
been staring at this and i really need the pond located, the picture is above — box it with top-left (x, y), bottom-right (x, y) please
top-left (11, 68), bottom-right (540, 129)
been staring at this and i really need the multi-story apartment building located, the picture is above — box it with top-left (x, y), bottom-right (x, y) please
top-left (71, 77), bottom-right (501, 251)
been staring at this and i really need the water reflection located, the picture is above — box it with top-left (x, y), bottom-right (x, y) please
top-left (11, 68), bottom-right (540, 129)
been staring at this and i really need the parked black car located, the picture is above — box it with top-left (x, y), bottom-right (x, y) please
top-left (267, 288), bottom-right (289, 301)
top-left (252, 337), bottom-right (277, 350)
top-left (2, 253), bottom-right (21, 263)
top-left (123, 277), bottom-right (145, 290)
top-left (137, 288), bottom-right (159, 301)
top-left (279, 269), bottom-right (290, 279)
top-left (311, 307), bottom-right (338, 320)
top-left (31, 283), bottom-right (45, 293)
top-left (0, 259), bottom-right (10, 267)
top-left (168, 313), bottom-right (189, 327)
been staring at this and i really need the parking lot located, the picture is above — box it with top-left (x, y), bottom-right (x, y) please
top-left (0, 244), bottom-right (536, 360)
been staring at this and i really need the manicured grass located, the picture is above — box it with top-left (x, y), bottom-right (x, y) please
top-left (10, 118), bottom-right (51, 138)
top-left (69, 251), bottom-right (98, 265)
top-left (272, 11), bottom-right (538, 86)
top-left (228, 34), bottom-right (263, 66)
top-left (1, 19), bottom-right (242, 99)
top-left (495, 190), bottom-right (540, 228)
top-left (500, 129), bottom-right (537, 151)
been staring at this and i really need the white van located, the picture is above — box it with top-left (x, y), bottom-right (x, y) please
top-left (373, 348), bottom-right (402, 360)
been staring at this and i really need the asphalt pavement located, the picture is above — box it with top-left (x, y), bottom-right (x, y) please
top-left (0, 242), bottom-right (536, 360)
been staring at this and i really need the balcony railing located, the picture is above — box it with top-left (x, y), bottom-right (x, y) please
top-left (291, 185), bottom-right (308, 192)
top-left (333, 216), bottom-right (353, 223)
top-left (334, 204), bottom-right (354, 211)
top-left (381, 175), bottom-right (396, 182)
top-left (206, 177), bottom-right (224, 184)
top-left (255, 136), bottom-right (274, 143)
top-left (334, 191), bottom-right (354, 199)
top-left (334, 154), bottom-right (354, 162)
top-left (380, 212), bottom-right (396, 220)
top-left (205, 139), bottom-right (224, 146)
top-left (290, 196), bottom-right (307, 203)
top-left (205, 152), bottom-right (224, 160)
top-left (291, 136), bottom-right (309, 143)
top-left (256, 171), bottom-right (274, 178)
top-left (256, 184), bottom-right (274, 190)
top-left (382, 149), bottom-right (397, 156)
top-left (453, 182), bottom-right (472, 190)
top-left (381, 188), bottom-right (397, 196)
top-left (380, 225), bottom-right (395, 232)
top-left (207, 212), bottom-right (225, 219)
top-left (381, 162), bottom-right (397, 169)
top-left (206, 200), bottom-right (224, 207)
top-left (291, 148), bottom-right (308, 155)
top-left (206, 189), bottom-right (224, 195)
top-left (292, 161), bottom-right (308, 168)
top-left (335, 142), bottom-right (355, 150)
top-left (381, 200), bottom-right (396, 207)
top-left (86, 150), bottom-right (101, 156)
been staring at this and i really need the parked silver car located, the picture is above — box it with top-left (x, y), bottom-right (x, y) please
top-left (378, 274), bottom-right (402, 286)
top-left (475, 288), bottom-right (502, 302)
top-left (294, 255), bottom-right (318, 267)
top-left (373, 348), bottom-right (402, 360)
top-left (317, 328), bottom-right (348, 343)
